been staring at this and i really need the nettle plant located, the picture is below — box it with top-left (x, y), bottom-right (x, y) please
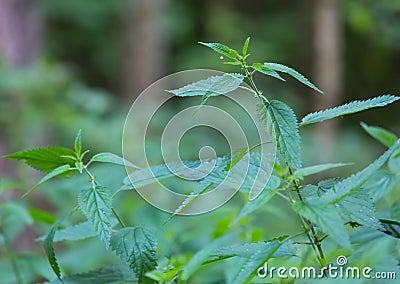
top-left (6, 38), bottom-right (400, 283)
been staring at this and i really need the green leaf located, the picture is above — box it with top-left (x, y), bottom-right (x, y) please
top-left (44, 214), bottom-right (70, 282)
top-left (266, 99), bottom-right (302, 169)
top-left (199, 42), bottom-right (240, 60)
top-left (292, 199), bottom-right (350, 247)
top-left (29, 208), bottom-right (56, 225)
top-left (300, 95), bottom-right (400, 126)
top-left (362, 170), bottom-right (397, 202)
top-left (337, 190), bottom-right (383, 230)
top-left (242, 37), bottom-right (250, 56)
top-left (48, 265), bottom-right (133, 284)
top-left (291, 163), bottom-right (352, 180)
top-left (166, 73), bottom-right (244, 98)
top-left (263, 62), bottom-right (322, 93)
top-left (388, 148), bottom-right (400, 173)
top-left (36, 219), bottom-right (118, 243)
top-left (209, 239), bottom-right (295, 263)
top-left (110, 227), bottom-right (157, 284)
top-left (361, 122), bottom-right (398, 147)
top-left (25, 165), bottom-right (73, 197)
top-left (74, 129), bottom-right (82, 157)
top-left (231, 175), bottom-right (280, 225)
top-left (4, 146), bottom-right (75, 173)
top-left (181, 231), bottom-right (239, 281)
top-left (251, 63), bottom-right (285, 81)
top-left (231, 240), bottom-right (284, 284)
top-left (78, 186), bottom-right (113, 249)
top-left (379, 219), bottom-right (400, 238)
top-left (88, 152), bottom-right (139, 169)
top-left (323, 140), bottom-right (400, 203)
top-left (223, 147), bottom-right (249, 172)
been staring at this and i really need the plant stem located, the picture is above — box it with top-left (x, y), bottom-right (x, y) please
top-left (242, 64), bottom-right (326, 267)
top-left (112, 208), bottom-right (126, 228)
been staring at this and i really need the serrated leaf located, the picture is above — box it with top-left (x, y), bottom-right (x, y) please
top-left (361, 122), bottom-right (398, 148)
top-left (362, 170), bottom-right (397, 202)
top-left (266, 99), bottom-right (302, 169)
top-left (231, 175), bottom-right (280, 225)
top-left (74, 129), bottom-right (82, 157)
top-left (78, 186), bottom-right (113, 249)
top-left (337, 190), bottom-right (383, 230)
top-left (44, 214), bottom-right (70, 282)
top-left (292, 199), bottom-right (350, 247)
top-left (199, 42), bottom-right (240, 59)
top-left (231, 240), bottom-right (283, 284)
top-left (181, 231), bottom-right (239, 281)
top-left (209, 239), bottom-right (296, 263)
top-left (323, 140), bottom-right (400, 203)
top-left (88, 152), bottom-right (139, 169)
top-left (242, 37), bottom-right (250, 55)
top-left (48, 265), bottom-right (133, 284)
top-left (291, 163), bottom-right (352, 180)
top-left (36, 219), bottom-right (118, 243)
top-left (110, 227), bottom-right (157, 284)
top-left (263, 62), bottom-right (322, 93)
top-left (252, 63), bottom-right (285, 81)
top-left (223, 147), bottom-right (249, 172)
top-left (24, 165), bottom-right (73, 197)
top-left (4, 146), bottom-right (75, 173)
top-left (166, 73), bottom-right (244, 98)
top-left (301, 95), bottom-right (400, 126)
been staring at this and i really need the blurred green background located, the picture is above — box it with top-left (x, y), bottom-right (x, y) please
top-left (0, 0), bottom-right (399, 283)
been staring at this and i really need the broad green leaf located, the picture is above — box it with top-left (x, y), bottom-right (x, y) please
top-left (223, 147), bottom-right (249, 172)
top-left (231, 240), bottom-right (283, 284)
top-left (361, 122), bottom-right (398, 147)
top-left (231, 175), bottom-right (280, 225)
top-left (263, 62), bottom-right (322, 93)
top-left (337, 190), bottom-right (383, 230)
top-left (78, 186), bottom-right (113, 249)
top-left (25, 165), bottom-right (73, 197)
top-left (110, 227), bottom-right (157, 284)
top-left (301, 95), bottom-right (400, 126)
top-left (292, 199), bottom-right (350, 247)
top-left (323, 140), bottom-right (400, 203)
top-left (199, 42), bottom-right (240, 59)
top-left (145, 269), bottom-right (177, 283)
top-left (36, 219), bottom-right (118, 243)
top-left (48, 265), bottom-right (133, 284)
top-left (181, 231), bottom-right (239, 281)
top-left (4, 146), bottom-right (75, 173)
top-left (362, 170), bottom-right (397, 202)
top-left (166, 73), bottom-right (244, 98)
top-left (29, 208), bottom-right (56, 225)
top-left (266, 99), bottom-right (302, 169)
top-left (74, 129), bottom-right (82, 157)
top-left (209, 239), bottom-right (296, 263)
top-left (88, 152), bottom-right (139, 169)
top-left (123, 160), bottom-right (202, 188)
top-left (252, 63), bottom-right (285, 81)
top-left (291, 163), bottom-right (352, 180)
top-left (242, 37), bottom-right (250, 56)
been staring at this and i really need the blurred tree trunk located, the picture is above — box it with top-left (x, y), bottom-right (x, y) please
top-left (313, 0), bottom-right (343, 162)
top-left (0, 0), bottom-right (41, 174)
top-left (120, 0), bottom-right (168, 100)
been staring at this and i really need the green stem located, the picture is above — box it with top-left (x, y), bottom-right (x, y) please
top-left (111, 208), bottom-right (126, 228)
top-left (242, 64), bottom-right (326, 267)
